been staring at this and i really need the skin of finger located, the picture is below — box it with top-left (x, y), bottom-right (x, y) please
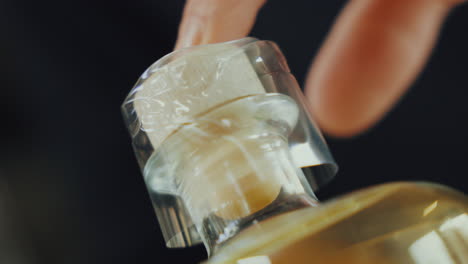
top-left (175, 0), bottom-right (266, 49)
top-left (305, 0), bottom-right (462, 137)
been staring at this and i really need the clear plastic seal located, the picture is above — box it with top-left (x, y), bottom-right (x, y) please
top-left (122, 38), bottom-right (338, 249)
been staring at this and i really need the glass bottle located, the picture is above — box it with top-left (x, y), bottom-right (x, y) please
top-left (122, 38), bottom-right (468, 264)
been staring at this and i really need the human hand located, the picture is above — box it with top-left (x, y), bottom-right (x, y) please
top-left (174, 0), bottom-right (464, 137)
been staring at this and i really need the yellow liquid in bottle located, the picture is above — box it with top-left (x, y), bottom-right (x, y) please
top-left (206, 183), bottom-right (468, 264)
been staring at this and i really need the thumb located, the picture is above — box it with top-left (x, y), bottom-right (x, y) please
top-left (175, 0), bottom-right (266, 50)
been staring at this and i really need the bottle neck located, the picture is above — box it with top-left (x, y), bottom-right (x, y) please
top-left (174, 126), bottom-right (319, 255)
top-left (199, 191), bottom-right (318, 255)
top-left (154, 95), bottom-right (320, 254)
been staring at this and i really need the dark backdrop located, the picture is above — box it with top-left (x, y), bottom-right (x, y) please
top-left (0, 1), bottom-right (467, 263)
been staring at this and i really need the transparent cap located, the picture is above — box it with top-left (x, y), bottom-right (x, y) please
top-left (122, 38), bottom-right (337, 248)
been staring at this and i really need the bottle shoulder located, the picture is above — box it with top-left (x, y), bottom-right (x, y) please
top-left (205, 182), bottom-right (468, 264)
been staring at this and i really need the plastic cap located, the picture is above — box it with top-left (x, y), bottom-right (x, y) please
top-left (122, 38), bottom-right (337, 248)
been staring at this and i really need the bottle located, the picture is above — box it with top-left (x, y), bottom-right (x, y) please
top-left (122, 38), bottom-right (468, 264)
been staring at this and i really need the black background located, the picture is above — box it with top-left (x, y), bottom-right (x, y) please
top-left (0, 0), bottom-right (467, 263)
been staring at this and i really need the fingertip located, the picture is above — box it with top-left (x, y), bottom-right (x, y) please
top-left (174, 18), bottom-right (203, 50)
top-left (304, 0), bottom-right (456, 138)
top-left (311, 107), bottom-right (376, 138)
top-left (307, 95), bottom-right (372, 138)
top-left (174, 0), bottom-right (267, 50)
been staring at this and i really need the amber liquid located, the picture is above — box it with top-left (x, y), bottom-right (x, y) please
top-left (205, 183), bottom-right (468, 264)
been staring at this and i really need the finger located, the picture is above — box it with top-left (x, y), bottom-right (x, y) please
top-left (175, 0), bottom-right (266, 49)
top-left (305, 0), bottom-right (464, 137)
